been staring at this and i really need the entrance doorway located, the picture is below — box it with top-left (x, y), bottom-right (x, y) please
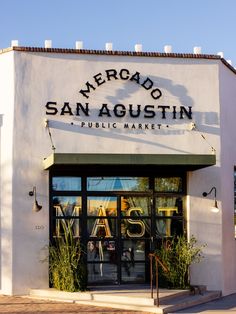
top-left (86, 193), bottom-right (151, 284)
top-left (50, 174), bottom-right (185, 285)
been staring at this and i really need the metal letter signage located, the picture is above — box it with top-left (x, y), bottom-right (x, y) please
top-left (79, 68), bottom-right (162, 100)
top-left (90, 206), bottom-right (113, 238)
top-left (45, 68), bottom-right (193, 131)
top-left (53, 205), bottom-right (80, 238)
top-left (127, 207), bottom-right (145, 238)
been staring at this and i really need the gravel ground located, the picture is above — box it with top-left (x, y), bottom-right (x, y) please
top-left (0, 295), bottom-right (150, 314)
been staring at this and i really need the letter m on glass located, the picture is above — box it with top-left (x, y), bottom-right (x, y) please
top-left (53, 205), bottom-right (80, 238)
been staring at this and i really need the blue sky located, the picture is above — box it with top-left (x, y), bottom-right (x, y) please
top-left (1, 0), bottom-right (236, 65)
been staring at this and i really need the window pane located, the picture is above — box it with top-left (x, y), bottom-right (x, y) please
top-left (87, 177), bottom-right (149, 191)
top-left (122, 240), bottom-right (145, 261)
top-left (87, 196), bottom-right (117, 216)
top-left (53, 196), bottom-right (81, 216)
top-left (156, 197), bottom-right (183, 217)
top-left (52, 177), bottom-right (81, 191)
top-left (87, 263), bottom-right (117, 284)
top-left (121, 262), bottom-right (145, 283)
top-left (121, 218), bottom-right (151, 238)
top-left (87, 240), bottom-right (117, 263)
top-left (52, 218), bottom-right (80, 238)
top-left (155, 177), bottom-right (182, 192)
top-left (121, 196), bottom-right (150, 216)
top-left (87, 218), bottom-right (117, 238)
top-left (156, 218), bottom-right (183, 238)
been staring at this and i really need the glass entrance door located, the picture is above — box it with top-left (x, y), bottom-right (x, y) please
top-left (86, 194), bottom-right (151, 284)
top-left (120, 195), bottom-right (151, 283)
top-left (87, 196), bottom-right (118, 284)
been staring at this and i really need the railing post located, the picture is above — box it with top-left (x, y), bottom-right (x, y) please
top-left (149, 254), bottom-right (153, 299)
top-left (149, 253), bottom-right (169, 307)
top-left (155, 257), bottom-right (159, 306)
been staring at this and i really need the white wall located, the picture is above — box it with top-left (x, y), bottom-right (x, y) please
top-left (0, 50), bottom-right (49, 295)
top-left (182, 60), bottom-right (222, 291)
top-left (38, 54), bottom-right (219, 155)
top-left (188, 166), bottom-right (223, 291)
top-left (1, 49), bottom-right (235, 294)
top-left (218, 62), bottom-right (236, 295)
top-left (11, 52), bottom-right (49, 294)
top-left (0, 51), bottom-right (14, 294)
top-left (188, 61), bottom-right (236, 296)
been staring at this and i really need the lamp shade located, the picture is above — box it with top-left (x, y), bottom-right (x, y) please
top-left (210, 200), bottom-right (219, 213)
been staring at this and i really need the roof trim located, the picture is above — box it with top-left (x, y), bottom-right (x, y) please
top-left (1, 46), bottom-right (234, 74)
top-left (1, 46), bottom-right (221, 59)
top-left (43, 153), bottom-right (216, 170)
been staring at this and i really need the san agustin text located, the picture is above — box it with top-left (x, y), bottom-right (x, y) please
top-left (45, 69), bottom-right (192, 130)
top-left (45, 102), bottom-right (192, 129)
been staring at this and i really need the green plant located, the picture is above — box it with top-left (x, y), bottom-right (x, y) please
top-left (155, 235), bottom-right (206, 289)
top-left (48, 221), bottom-right (87, 292)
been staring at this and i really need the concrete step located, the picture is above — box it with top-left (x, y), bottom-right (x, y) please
top-left (29, 287), bottom-right (222, 314)
top-left (30, 287), bottom-right (155, 306)
top-left (160, 290), bottom-right (222, 313)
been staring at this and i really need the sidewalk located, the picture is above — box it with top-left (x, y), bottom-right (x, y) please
top-left (0, 294), bottom-right (149, 314)
top-left (175, 293), bottom-right (236, 313)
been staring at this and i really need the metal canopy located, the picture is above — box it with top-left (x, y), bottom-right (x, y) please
top-left (43, 153), bottom-right (216, 170)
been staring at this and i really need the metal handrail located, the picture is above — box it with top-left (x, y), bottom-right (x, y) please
top-left (149, 253), bottom-right (169, 307)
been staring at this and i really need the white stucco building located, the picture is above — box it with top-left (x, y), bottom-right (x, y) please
top-left (0, 44), bottom-right (236, 296)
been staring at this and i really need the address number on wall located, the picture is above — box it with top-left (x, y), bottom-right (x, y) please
top-left (35, 225), bottom-right (45, 230)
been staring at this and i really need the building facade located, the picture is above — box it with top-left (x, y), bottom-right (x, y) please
top-left (0, 46), bottom-right (236, 296)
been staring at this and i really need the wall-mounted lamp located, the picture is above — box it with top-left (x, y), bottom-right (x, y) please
top-left (202, 186), bottom-right (219, 213)
top-left (29, 187), bottom-right (42, 212)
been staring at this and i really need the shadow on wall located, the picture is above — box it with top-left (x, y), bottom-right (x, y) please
top-left (190, 252), bottom-right (222, 290)
top-left (44, 71), bottom-right (219, 154)
top-left (48, 119), bottom-right (191, 154)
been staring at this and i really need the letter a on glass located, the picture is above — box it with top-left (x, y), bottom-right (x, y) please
top-left (90, 206), bottom-right (113, 237)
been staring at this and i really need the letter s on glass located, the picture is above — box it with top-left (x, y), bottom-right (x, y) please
top-left (127, 207), bottom-right (145, 238)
